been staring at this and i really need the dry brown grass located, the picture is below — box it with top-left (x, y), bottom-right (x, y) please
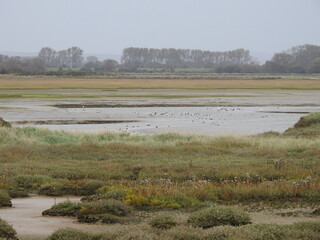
top-left (1, 77), bottom-right (320, 89)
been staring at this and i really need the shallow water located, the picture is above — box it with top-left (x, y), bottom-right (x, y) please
top-left (9, 106), bottom-right (320, 136)
top-left (1, 89), bottom-right (320, 136)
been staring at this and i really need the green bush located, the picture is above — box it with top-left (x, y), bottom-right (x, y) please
top-left (101, 214), bottom-right (125, 224)
top-left (148, 214), bottom-right (177, 230)
top-left (38, 180), bottom-right (103, 196)
top-left (239, 224), bottom-right (289, 240)
top-left (101, 189), bottom-right (127, 201)
top-left (187, 206), bottom-right (251, 228)
top-left (42, 201), bottom-right (82, 217)
top-left (0, 118), bottom-right (11, 128)
top-left (48, 228), bottom-right (114, 240)
top-left (0, 190), bottom-right (12, 207)
top-left (14, 174), bottom-right (52, 189)
top-left (91, 199), bottom-right (130, 216)
top-left (77, 200), bottom-right (130, 224)
top-left (7, 188), bottom-right (29, 198)
top-left (0, 218), bottom-right (17, 240)
top-left (77, 214), bottom-right (101, 223)
top-left (293, 113), bottom-right (320, 128)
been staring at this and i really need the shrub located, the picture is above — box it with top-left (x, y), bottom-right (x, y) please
top-left (293, 113), bottom-right (320, 128)
top-left (38, 180), bottom-right (103, 196)
top-left (101, 214), bottom-right (125, 224)
top-left (0, 218), bottom-right (17, 239)
top-left (292, 221), bottom-right (320, 234)
top-left (48, 228), bottom-right (114, 240)
top-left (77, 214), bottom-right (100, 223)
top-left (39, 182), bottom-right (77, 196)
top-left (42, 201), bottom-right (82, 217)
top-left (77, 200), bottom-right (130, 224)
top-left (7, 188), bottom-right (29, 198)
top-left (88, 199), bottom-right (130, 216)
top-left (187, 206), bottom-right (251, 228)
top-left (0, 118), bottom-right (11, 128)
top-left (101, 190), bottom-right (127, 201)
top-left (239, 224), bottom-right (289, 240)
top-left (148, 214), bottom-right (177, 230)
top-left (14, 174), bottom-right (52, 189)
top-left (0, 190), bottom-right (12, 207)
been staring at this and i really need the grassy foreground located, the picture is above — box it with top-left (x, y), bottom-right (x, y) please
top-left (0, 113), bottom-right (319, 208)
top-left (0, 114), bottom-right (320, 239)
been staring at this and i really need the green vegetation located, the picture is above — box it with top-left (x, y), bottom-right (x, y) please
top-left (48, 221), bottom-right (320, 240)
top-left (0, 218), bottom-right (17, 240)
top-left (43, 199), bottom-right (131, 224)
top-left (48, 228), bottom-right (114, 240)
top-left (0, 113), bottom-right (320, 207)
top-left (148, 214), bottom-right (178, 230)
top-left (0, 118), bottom-right (11, 128)
top-left (1, 113), bottom-right (320, 238)
top-left (0, 190), bottom-right (12, 207)
top-left (283, 112), bottom-right (320, 138)
top-left (187, 206), bottom-right (251, 228)
top-left (42, 201), bottom-right (82, 217)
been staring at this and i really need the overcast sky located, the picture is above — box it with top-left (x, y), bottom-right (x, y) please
top-left (1, 0), bottom-right (320, 58)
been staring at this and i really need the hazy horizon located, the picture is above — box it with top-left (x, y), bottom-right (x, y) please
top-left (1, 0), bottom-right (320, 62)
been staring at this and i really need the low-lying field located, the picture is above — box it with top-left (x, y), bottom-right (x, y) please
top-left (1, 75), bottom-right (320, 90)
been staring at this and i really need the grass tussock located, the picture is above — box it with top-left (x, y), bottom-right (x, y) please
top-left (0, 190), bottom-right (12, 208)
top-left (0, 218), bottom-right (17, 240)
top-left (148, 214), bottom-right (178, 230)
top-left (43, 199), bottom-right (131, 224)
top-left (187, 206), bottom-right (251, 228)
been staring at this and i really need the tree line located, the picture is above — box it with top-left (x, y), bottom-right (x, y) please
top-left (1, 44), bottom-right (320, 74)
top-left (265, 44), bottom-right (320, 73)
top-left (121, 47), bottom-right (255, 69)
top-left (38, 46), bottom-right (83, 68)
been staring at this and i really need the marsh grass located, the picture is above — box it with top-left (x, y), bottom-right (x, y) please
top-left (0, 218), bottom-right (17, 240)
top-left (0, 114), bottom-right (320, 206)
top-left (187, 206), bottom-right (251, 228)
top-left (48, 221), bottom-right (320, 240)
top-left (0, 190), bottom-right (12, 207)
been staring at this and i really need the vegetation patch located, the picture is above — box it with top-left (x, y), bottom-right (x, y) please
top-left (0, 118), bottom-right (11, 128)
top-left (48, 228), bottom-right (114, 240)
top-left (293, 112), bottom-right (320, 128)
top-left (148, 214), bottom-right (178, 230)
top-left (48, 221), bottom-right (320, 240)
top-left (0, 218), bottom-right (17, 240)
top-left (0, 190), bottom-right (12, 207)
top-left (187, 206), bottom-right (252, 228)
top-left (43, 199), bottom-right (131, 224)
top-left (38, 180), bottom-right (103, 196)
top-left (42, 201), bottom-right (82, 217)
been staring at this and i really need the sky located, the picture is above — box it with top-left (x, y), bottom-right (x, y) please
top-left (0, 0), bottom-right (320, 61)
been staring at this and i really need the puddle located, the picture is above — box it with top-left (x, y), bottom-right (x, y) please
top-left (0, 196), bottom-right (121, 239)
